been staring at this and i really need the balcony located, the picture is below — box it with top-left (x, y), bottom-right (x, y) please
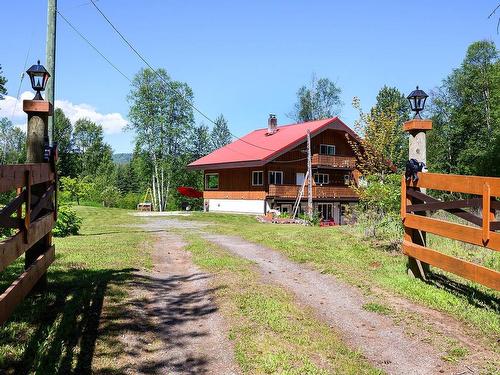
top-left (311, 154), bottom-right (356, 169)
top-left (268, 184), bottom-right (358, 200)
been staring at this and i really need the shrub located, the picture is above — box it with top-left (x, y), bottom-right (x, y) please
top-left (117, 192), bottom-right (142, 210)
top-left (53, 205), bottom-right (82, 237)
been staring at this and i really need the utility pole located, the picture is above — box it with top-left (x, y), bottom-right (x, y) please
top-left (306, 129), bottom-right (313, 219)
top-left (46, 0), bottom-right (57, 144)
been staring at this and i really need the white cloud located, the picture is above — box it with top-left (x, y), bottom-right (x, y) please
top-left (0, 91), bottom-right (128, 134)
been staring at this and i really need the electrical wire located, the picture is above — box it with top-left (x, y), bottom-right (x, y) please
top-left (59, 6), bottom-right (308, 160)
top-left (57, 11), bottom-right (132, 83)
top-left (88, 0), bottom-right (279, 152)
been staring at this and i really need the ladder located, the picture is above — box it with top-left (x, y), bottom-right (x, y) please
top-left (292, 170), bottom-right (309, 219)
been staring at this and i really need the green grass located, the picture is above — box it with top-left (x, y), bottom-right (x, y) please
top-left (362, 302), bottom-right (392, 315)
top-left (184, 234), bottom-right (382, 374)
top-left (0, 206), bottom-right (151, 374)
top-left (182, 213), bottom-right (500, 344)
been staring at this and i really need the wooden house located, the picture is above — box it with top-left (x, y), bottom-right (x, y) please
top-left (188, 115), bottom-right (361, 224)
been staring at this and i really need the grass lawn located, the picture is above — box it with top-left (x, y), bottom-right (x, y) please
top-left (0, 206), bottom-right (151, 374)
top-left (184, 234), bottom-right (381, 374)
top-left (182, 213), bottom-right (500, 346)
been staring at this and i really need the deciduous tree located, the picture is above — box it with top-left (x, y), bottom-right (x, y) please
top-left (428, 40), bottom-right (499, 176)
top-left (289, 75), bottom-right (342, 122)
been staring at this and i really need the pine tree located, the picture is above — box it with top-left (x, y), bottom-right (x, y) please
top-left (210, 114), bottom-right (232, 150)
top-left (0, 65), bottom-right (7, 100)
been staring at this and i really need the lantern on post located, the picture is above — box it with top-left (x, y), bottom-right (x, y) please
top-left (26, 60), bottom-right (50, 100)
top-left (406, 86), bottom-right (428, 119)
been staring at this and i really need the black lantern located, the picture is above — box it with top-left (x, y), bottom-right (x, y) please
top-left (26, 60), bottom-right (50, 100)
top-left (407, 86), bottom-right (428, 119)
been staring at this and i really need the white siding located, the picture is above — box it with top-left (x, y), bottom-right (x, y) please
top-left (206, 199), bottom-right (269, 214)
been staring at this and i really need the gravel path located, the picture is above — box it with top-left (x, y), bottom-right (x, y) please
top-left (114, 221), bottom-right (239, 375)
top-left (201, 232), bottom-right (449, 375)
top-left (123, 217), bottom-right (493, 374)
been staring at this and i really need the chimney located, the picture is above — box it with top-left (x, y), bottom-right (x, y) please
top-left (267, 114), bottom-right (277, 135)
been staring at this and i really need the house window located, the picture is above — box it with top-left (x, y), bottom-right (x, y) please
top-left (252, 171), bottom-right (264, 186)
top-left (314, 173), bottom-right (329, 185)
top-left (205, 173), bottom-right (219, 190)
top-left (344, 173), bottom-right (351, 185)
top-left (320, 144), bottom-right (336, 156)
top-left (268, 171), bottom-right (283, 185)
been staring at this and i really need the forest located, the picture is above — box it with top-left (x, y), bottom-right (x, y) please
top-left (0, 40), bottom-right (498, 212)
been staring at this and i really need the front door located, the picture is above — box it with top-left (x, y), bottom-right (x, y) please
top-left (317, 203), bottom-right (333, 220)
top-left (296, 172), bottom-right (305, 186)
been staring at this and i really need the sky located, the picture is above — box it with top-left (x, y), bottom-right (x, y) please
top-left (0, 1), bottom-right (499, 153)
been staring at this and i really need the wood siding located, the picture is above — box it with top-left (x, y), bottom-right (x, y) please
top-left (204, 129), bottom-right (359, 201)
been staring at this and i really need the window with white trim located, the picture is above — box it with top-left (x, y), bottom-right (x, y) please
top-left (314, 173), bottom-right (329, 185)
top-left (205, 173), bottom-right (219, 190)
top-left (268, 171), bottom-right (283, 185)
top-left (252, 171), bottom-right (264, 186)
top-left (320, 144), bottom-right (336, 156)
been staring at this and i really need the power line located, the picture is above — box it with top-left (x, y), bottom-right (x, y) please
top-left (57, 10), bottom-right (132, 82)
top-left (88, 0), bottom-right (278, 153)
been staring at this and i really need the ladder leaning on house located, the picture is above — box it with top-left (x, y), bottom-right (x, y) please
top-left (292, 170), bottom-right (309, 219)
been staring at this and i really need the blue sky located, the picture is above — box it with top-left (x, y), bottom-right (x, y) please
top-left (1, 1), bottom-right (498, 153)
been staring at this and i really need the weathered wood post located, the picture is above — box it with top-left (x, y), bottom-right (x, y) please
top-left (403, 118), bottom-right (432, 279)
top-left (23, 99), bottom-right (53, 291)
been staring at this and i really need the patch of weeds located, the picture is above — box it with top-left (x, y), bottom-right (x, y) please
top-left (362, 302), bottom-right (392, 315)
top-left (442, 340), bottom-right (468, 363)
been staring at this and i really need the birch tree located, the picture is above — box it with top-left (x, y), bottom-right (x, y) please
top-left (127, 68), bottom-right (195, 211)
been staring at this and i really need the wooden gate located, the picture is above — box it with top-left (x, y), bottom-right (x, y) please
top-left (401, 172), bottom-right (500, 290)
top-left (0, 163), bottom-right (56, 324)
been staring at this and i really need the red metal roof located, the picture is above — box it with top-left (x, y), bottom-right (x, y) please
top-left (188, 117), bottom-right (358, 170)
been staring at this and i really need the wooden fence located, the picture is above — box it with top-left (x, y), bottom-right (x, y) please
top-left (401, 172), bottom-right (500, 290)
top-left (0, 163), bottom-right (56, 324)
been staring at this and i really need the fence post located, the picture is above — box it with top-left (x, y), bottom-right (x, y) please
top-left (23, 99), bottom-right (53, 292)
top-left (403, 118), bottom-right (432, 280)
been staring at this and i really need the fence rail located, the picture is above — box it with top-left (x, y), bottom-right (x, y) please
top-left (0, 163), bottom-right (56, 325)
top-left (401, 172), bottom-right (500, 290)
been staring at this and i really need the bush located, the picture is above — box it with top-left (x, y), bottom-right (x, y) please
top-left (116, 192), bottom-right (142, 210)
top-left (53, 205), bottom-right (82, 237)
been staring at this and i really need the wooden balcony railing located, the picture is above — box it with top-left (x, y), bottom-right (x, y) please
top-left (311, 154), bottom-right (356, 169)
top-left (268, 184), bottom-right (358, 199)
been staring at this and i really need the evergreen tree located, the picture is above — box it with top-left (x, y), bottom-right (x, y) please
top-left (0, 65), bottom-right (7, 100)
top-left (191, 123), bottom-right (211, 158)
top-left (210, 114), bottom-right (232, 150)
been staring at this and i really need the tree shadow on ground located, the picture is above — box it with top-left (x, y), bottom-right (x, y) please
top-left (426, 272), bottom-right (499, 312)
top-left (0, 266), bottom-right (134, 375)
top-left (94, 272), bottom-right (223, 375)
top-left (0, 265), bottom-right (223, 375)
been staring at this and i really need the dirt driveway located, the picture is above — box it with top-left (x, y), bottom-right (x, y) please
top-left (97, 220), bottom-right (239, 375)
top-left (104, 216), bottom-right (496, 374)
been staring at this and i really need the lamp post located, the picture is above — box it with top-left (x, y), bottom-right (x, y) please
top-left (23, 60), bottom-right (54, 291)
top-left (403, 86), bottom-right (432, 280)
top-left (407, 86), bottom-right (429, 119)
top-left (26, 60), bottom-right (51, 101)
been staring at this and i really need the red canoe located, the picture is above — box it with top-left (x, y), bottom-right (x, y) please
top-left (177, 186), bottom-right (203, 198)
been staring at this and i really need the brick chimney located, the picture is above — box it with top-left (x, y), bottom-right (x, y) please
top-left (267, 114), bottom-right (277, 135)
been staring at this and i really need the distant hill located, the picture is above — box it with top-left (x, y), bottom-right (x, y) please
top-left (113, 153), bottom-right (132, 165)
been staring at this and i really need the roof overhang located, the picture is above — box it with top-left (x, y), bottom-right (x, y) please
top-left (187, 118), bottom-right (360, 171)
